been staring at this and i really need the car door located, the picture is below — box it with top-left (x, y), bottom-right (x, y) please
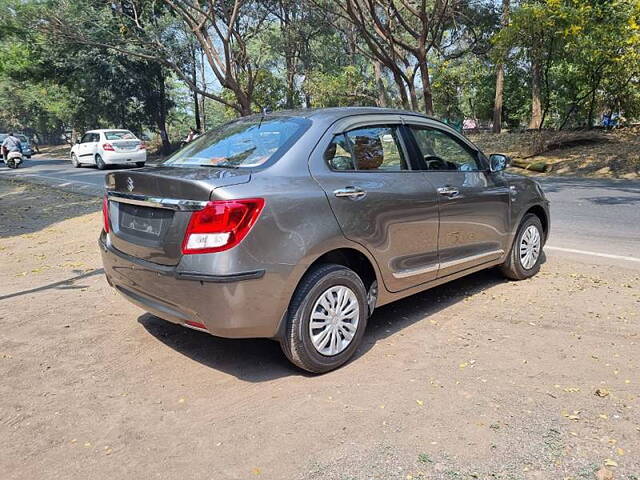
top-left (75, 133), bottom-right (90, 160)
top-left (309, 121), bottom-right (440, 293)
top-left (89, 132), bottom-right (101, 160)
top-left (404, 122), bottom-right (511, 278)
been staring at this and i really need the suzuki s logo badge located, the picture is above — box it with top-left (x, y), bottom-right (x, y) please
top-left (126, 177), bottom-right (134, 192)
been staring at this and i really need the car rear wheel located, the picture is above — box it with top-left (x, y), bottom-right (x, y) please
top-left (71, 154), bottom-right (80, 168)
top-left (500, 213), bottom-right (544, 280)
top-left (281, 264), bottom-right (368, 373)
top-left (95, 154), bottom-right (106, 170)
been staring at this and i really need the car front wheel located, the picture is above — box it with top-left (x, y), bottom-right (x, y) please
top-left (500, 213), bottom-right (544, 280)
top-left (71, 154), bottom-right (80, 168)
top-left (281, 264), bottom-right (368, 373)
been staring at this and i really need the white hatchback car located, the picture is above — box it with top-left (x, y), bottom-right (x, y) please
top-left (70, 129), bottom-right (147, 169)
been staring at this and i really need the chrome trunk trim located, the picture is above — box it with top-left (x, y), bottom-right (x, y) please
top-left (106, 191), bottom-right (208, 211)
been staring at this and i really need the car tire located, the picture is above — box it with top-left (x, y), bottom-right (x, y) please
top-left (136, 162), bottom-right (145, 168)
top-left (280, 264), bottom-right (368, 373)
top-left (500, 213), bottom-right (544, 280)
top-left (95, 154), bottom-right (106, 170)
top-left (71, 154), bottom-right (80, 168)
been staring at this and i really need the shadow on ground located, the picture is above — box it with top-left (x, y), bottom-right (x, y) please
top-left (0, 268), bottom-right (104, 301)
top-left (0, 177), bottom-right (100, 238)
top-left (138, 267), bottom-right (509, 383)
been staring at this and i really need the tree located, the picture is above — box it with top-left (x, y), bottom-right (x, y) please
top-left (492, 0), bottom-right (509, 133)
top-left (328, 0), bottom-right (488, 115)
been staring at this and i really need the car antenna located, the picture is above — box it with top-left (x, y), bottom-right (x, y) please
top-left (258, 107), bottom-right (271, 129)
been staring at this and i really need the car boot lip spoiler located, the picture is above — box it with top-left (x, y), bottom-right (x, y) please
top-left (99, 238), bottom-right (265, 283)
top-left (107, 191), bottom-right (208, 212)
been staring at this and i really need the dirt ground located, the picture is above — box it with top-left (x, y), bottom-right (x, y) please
top-left (1, 179), bottom-right (638, 480)
top-left (470, 128), bottom-right (640, 180)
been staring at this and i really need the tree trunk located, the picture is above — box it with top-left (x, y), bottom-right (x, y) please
top-left (373, 60), bottom-right (388, 107)
top-left (238, 93), bottom-right (252, 116)
top-left (391, 69), bottom-right (410, 110)
top-left (191, 47), bottom-right (201, 131)
top-left (528, 55), bottom-right (543, 129)
top-left (155, 69), bottom-right (171, 155)
top-left (418, 60), bottom-right (434, 116)
top-left (193, 91), bottom-right (201, 132)
top-left (199, 49), bottom-right (207, 130)
top-left (587, 85), bottom-right (598, 128)
top-left (408, 79), bottom-right (419, 111)
top-left (493, 64), bottom-right (505, 133)
top-left (493, 0), bottom-right (510, 133)
top-left (405, 67), bottom-right (419, 111)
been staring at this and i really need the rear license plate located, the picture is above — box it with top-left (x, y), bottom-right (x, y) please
top-left (118, 204), bottom-right (171, 238)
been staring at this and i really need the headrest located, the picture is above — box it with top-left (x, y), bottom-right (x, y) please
top-left (353, 136), bottom-right (383, 170)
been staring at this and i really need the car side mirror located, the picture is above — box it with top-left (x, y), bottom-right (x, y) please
top-left (489, 154), bottom-right (510, 172)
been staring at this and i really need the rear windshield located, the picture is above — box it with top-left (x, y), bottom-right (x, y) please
top-left (105, 130), bottom-right (137, 140)
top-left (163, 117), bottom-right (310, 168)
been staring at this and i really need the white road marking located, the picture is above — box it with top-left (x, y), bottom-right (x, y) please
top-left (7, 173), bottom-right (101, 187)
top-left (546, 246), bottom-right (640, 263)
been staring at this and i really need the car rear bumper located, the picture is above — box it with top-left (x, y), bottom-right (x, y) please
top-left (99, 235), bottom-right (286, 338)
top-left (102, 150), bottom-right (147, 164)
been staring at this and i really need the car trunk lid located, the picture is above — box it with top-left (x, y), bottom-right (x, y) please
top-left (109, 139), bottom-right (142, 152)
top-left (105, 166), bottom-right (251, 265)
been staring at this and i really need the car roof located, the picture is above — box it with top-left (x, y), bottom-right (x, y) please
top-left (236, 106), bottom-right (442, 127)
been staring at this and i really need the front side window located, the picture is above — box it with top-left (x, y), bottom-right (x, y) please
top-left (325, 126), bottom-right (408, 171)
top-left (410, 127), bottom-right (481, 171)
top-left (81, 133), bottom-right (93, 143)
top-left (164, 117), bottom-right (310, 168)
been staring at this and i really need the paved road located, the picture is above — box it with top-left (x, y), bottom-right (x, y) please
top-left (2, 157), bottom-right (639, 265)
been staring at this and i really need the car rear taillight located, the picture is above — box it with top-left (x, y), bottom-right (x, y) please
top-left (102, 196), bottom-right (110, 233)
top-left (103, 143), bottom-right (115, 151)
top-left (139, 142), bottom-right (146, 150)
top-left (182, 198), bottom-right (265, 254)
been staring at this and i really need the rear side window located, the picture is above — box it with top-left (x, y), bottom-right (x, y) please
top-left (104, 130), bottom-right (137, 140)
top-left (325, 126), bottom-right (408, 171)
top-left (164, 117), bottom-right (310, 168)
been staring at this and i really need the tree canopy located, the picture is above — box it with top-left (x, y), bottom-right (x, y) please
top-left (0, 0), bottom-right (638, 147)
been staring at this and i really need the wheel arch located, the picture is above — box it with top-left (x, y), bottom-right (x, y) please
top-left (274, 245), bottom-right (381, 341)
top-left (305, 247), bottom-right (378, 293)
top-left (523, 204), bottom-right (549, 241)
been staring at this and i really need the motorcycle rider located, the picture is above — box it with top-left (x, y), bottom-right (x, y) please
top-left (2, 132), bottom-right (23, 163)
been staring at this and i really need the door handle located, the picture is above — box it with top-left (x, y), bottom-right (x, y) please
top-left (333, 186), bottom-right (367, 199)
top-left (437, 186), bottom-right (460, 198)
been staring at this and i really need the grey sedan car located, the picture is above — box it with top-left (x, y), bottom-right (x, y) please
top-left (100, 107), bottom-right (549, 373)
